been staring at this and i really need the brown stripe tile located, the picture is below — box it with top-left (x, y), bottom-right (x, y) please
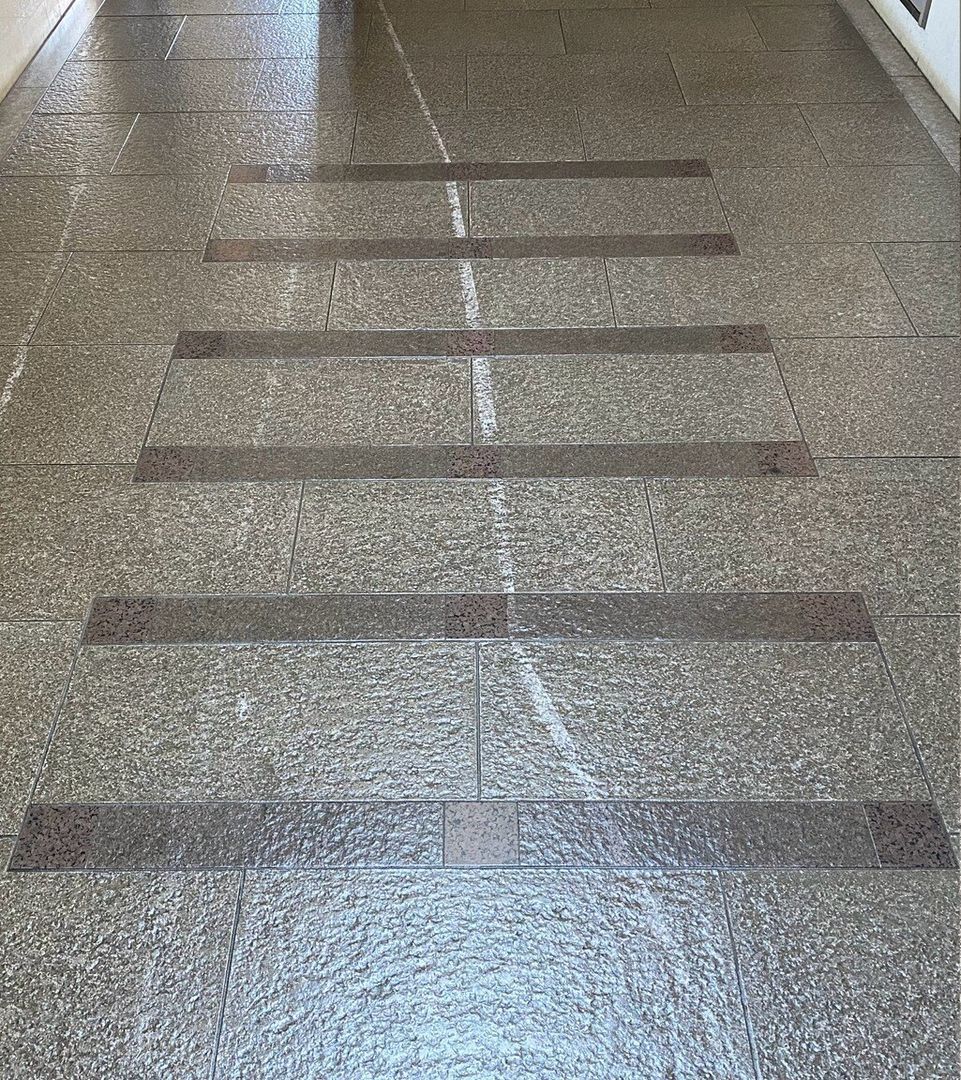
top-left (204, 234), bottom-right (738, 262)
top-left (83, 591), bottom-right (876, 646)
top-left (10, 802), bottom-right (443, 871)
top-left (172, 325), bottom-right (773, 359)
top-left (518, 801), bottom-right (879, 869)
top-left (227, 160), bottom-right (712, 183)
top-left (864, 802), bottom-right (957, 868)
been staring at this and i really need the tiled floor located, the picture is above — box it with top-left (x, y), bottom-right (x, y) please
top-left (0, 0), bottom-right (959, 1074)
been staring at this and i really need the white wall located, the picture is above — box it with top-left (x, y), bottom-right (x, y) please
top-left (0, 0), bottom-right (76, 97)
top-left (868, 0), bottom-right (961, 117)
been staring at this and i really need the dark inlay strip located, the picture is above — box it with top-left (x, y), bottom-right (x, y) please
top-left (83, 591), bottom-right (875, 646)
top-left (173, 325), bottom-right (772, 359)
top-left (227, 159), bottom-right (712, 183)
top-left (204, 234), bottom-right (739, 262)
top-left (18, 799), bottom-right (952, 872)
top-left (864, 802), bottom-right (956, 868)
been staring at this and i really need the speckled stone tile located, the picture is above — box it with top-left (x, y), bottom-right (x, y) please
top-left (444, 802), bottom-right (519, 865)
top-left (775, 337), bottom-right (961, 457)
top-left (351, 108), bottom-right (583, 164)
top-left (252, 56), bottom-right (466, 110)
top-left (465, 54), bottom-right (683, 109)
top-left (216, 870), bottom-right (755, 1078)
top-left (672, 49), bottom-right (898, 105)
top-left (476, 352), bottom-right (799, 443)
top-left (173, 12), bottom-right (368, 58)
top-left (36, 643), bottom-right (476, 801)
top-left (37, 59), bottom-right (263, 112)
top-left (113, 111), bottom-right (354, 172)
top-left (0, 870), bottom-right (237, 1078)
top-left (894, 74), bottom-right (961, 173)
top-left (0, 622), bottom-right (78, 833)
top-left (873, 242), bottom-right (960, 335)
top-left (877, 617), bottom-right (960, 832)
top-left (150, 356), bottom-right (470, 446)
top-left (726, 871), bottom-right (959, 1079)
top-left (0, 114), bottom-right (137, 175)
top-left (581, 104), bottom-right (824, 165)
top-left (69, 14), bottom-right (185, 59)
top-left (0, 345), bottom-right (169, 463)
top-left (0, 175), bottom-right (223, 252)
top-left (328, 258), bottom-right (613, 330)
top-left (100, 0), bottom-right (279, 10)
top-left (714, 166), bottom-right (960, 244)
top-left (366, 10), bottom-right (566, 54)
top-left (469, 177), bottom-right (727, 237)
top-left (608, 244), bottom-right (913, 337)
top-left (560, 7), bottom-right (765, 52)
top-left (0, 467), bottom-right (299, 619)
top-left (292, 479), bottom-right (659, 592)
top-left (800, 101), bottom-right (944, 165)
top-left (864, 801), bottom-right (956, 869)
top-left (648, 475), bottom-right (960, 615)
top-left (33, 253), bottom-right (333, 344)
top-left (0, 255), bottom-right (66, 345)
top-left (0, 88), bottom-right (44, 160)
top-left (749, 4), bottom-right (862, 50)
top-left (479, 642), bottom-right (925, 800)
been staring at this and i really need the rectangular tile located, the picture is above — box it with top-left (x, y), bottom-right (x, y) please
top-left (873, 241), bottom-right (960, 335)
top-left (68, 15), bottom-right (185, 60)
top-left (894, 71), bottom-right (961, 173)
top-left (864, 802), bottom-right (956, 868)
top-left (113, 111), bottom-right (355, 173)
top-left (11, 801), bottom-right (444, 869)
top-left (168, 12), bottom-right (369, 58)
top-left (291, 479), bottom-right (661, 592)
top-left (608, 245), bottom-right (915, 337)
top-left (560, 7), bottom-right (765, 52)
top-left (581, 104), bottom-right (825, 165)
top-left (0, 114), bottom-right (137, 175)
top-left (366, 11), bottom-right (566, 53)
top-left (0, 255), bottom-right (66, 345)
top-left (99, 0), bottom-right (280, 11)
top-left (33, 253), bottom-right (334, 345)
top-left (714, 166), bottom-right (960, 244)
top-left (800, 101), bottom-right (945, 165)
top-left (37, 59), bottom-right (263, 113)
top-left (229, 159), bottom-right (713, 181)
top-left (0, 623), bottom-right (78, 833)
top-left (518, 800), bottom-right (878, 868)
top-left (479, 641), bottom-right (926, 799)
top-left (0, 467), bottom-right (299, 620)
top-left (775, 337), bottom-right (961, 457)
top-left (0, 175), bottom-right (223, 252)
top-left (749, 4), bottom-right (862, 50)
top-left (726, 872), bottom-right (958, 1079)
top-left (35, 642), bottom-right (476, 801)
top-left (216, 871), bottom-right (755, 1078)
top-left (648, 474), bottom-right (960, 614)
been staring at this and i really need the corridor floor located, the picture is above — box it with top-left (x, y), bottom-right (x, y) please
top-left (0, 0), bottom-right (959, 1075)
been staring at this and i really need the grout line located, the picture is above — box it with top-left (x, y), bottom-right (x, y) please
top-left (208, 869), bottom-right (246, 1080)
top-left (323, 260), bottom-right (337, 330)
top-left (162, 15), bottom-right (187, 61)
top-left (25, 250), bottom-right (73, 346)
top-left (108, 110), bottom-right (140, 174)
top-left (869, 241), bottom-right (920, 336)
top-left (347, 106), bottom-right (360, 164)
top-left (137, 343), bottom-right (176, 456)
top-left (769, 339), bottom-right (810, 446)
top-left (474, 643), bottom-right (482, 799)
top-left (794, 103), bottom-right (832, 168)
top-left (643, 481), bottom-right (667, 592)
top-left (860, 802), bottom-right (884, 868)
top-left (719, 875), bottom-right (765, 1080)
top-left (284, 482), bottom-right (307, 592)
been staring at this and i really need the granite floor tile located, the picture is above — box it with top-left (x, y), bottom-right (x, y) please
top-left (894, 74), bottom-right (961, 173)
top-left (351, 108), bottom-right (583, 163)
top-left (0, 622), bottom-right (78, 833)
top-left (672, 48), bottom-right (898, 104)
top-left (113, 110), bottom-right (355, 172)
top-left (216, 870), bottom-right (755, 1078)
top-left (748, 4), bottom-right (862, 50)
top-left (476, 353), bottom-right (799, 443)
top-left (169, 12), bottom-right (369, 58)
top-left (0, 174), bottom-right (223, 252)
top-left (0, 345), bottom-right (169, 463)
top-left (873, 241), bottom-right (960, 335)
top-left (99, 0), bottom-right (280, 10)
top-left (0, 871), bottom-right (237, 1079)
top-left (469, 177), bottom-right (728, 237)
top-left (37, 643), bottom-right (477, 801)
top-left (291, 479), bottom-right (660, 592)
top-left (877, 617), bottom-right (960, 832)
top-left (581, 103), bottom-right (824, 165)
top-left (0, 467), bottom-right (299, 619)
top-left (0, 88), bottom-right (45, 160)
top-left (608, 244), bottom-right (913, 337)
top-left (327, 258), bottom-right (614, 330)
top-left (12, 0), bottom-right (104, 91)
top-left (366, 10), bottom-right (566, 54)
top-left (714, 165), bottom-right (961, 244)
top-left (775, 337), bottom-right (961, 457)
top-left (465, 54), bottom-right (684, 110)
top-left (480, 642), bottom-right (925, 799)
top-left (0, 255), bottom-right (67, 345)
top-left (68, 15), bottom-right (185, 60)
top-left (560, 7), bottom-right (765, 52)
top-left (0, 114), bottom-right (137, 175)
top-left (37, 59), bottom-right (263, 113)
top-left (149, 356), bottom-right (470, 445)
top-left (864, 800), bottom-right (956, 869)
top-left (444, 801), bottom-right (519, 865)
top-left (648, 474), bottom-right (960, 614)
top-left (800, 100), bottom-right (945, 165)
top-left (33, 253), bottom-right (334, 344)
top-left (726, 872), bottom-right (959, 1079)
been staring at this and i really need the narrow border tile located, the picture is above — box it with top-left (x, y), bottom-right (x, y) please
top-left (864, 801), bottom-right (957, 868)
